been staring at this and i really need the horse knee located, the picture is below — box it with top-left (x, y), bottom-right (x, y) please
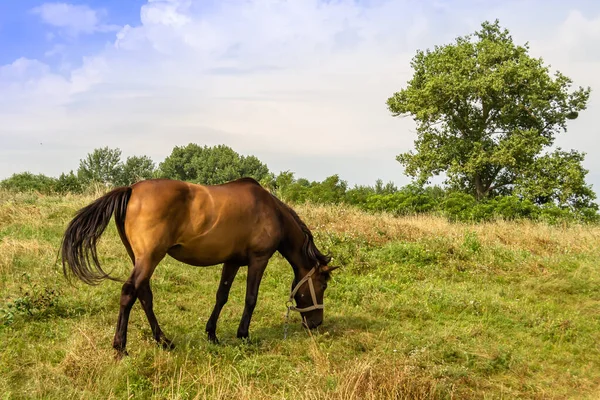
top-left (216, 291), bottom-right (229, 305)
top-left (245, 294), bottom-right (257, 308)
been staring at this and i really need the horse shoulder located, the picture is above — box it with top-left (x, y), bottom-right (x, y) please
top-left (184, 184), bottom-right (219, 234)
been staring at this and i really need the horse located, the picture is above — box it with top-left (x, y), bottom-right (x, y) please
top-left (60, 177), bottom-right (339, 358)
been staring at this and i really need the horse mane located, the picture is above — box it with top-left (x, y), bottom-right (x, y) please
top-left (270, 194), bottom-right (332, 270)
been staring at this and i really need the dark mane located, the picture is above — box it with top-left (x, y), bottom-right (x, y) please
top-left (270, 194), bottom-right (332, 269)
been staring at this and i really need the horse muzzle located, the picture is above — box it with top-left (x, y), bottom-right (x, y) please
top-left (302, 318), bottom-right (322, 329)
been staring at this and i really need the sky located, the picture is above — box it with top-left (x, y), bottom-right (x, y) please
top-left (1, 0), bottom-right (600, 192)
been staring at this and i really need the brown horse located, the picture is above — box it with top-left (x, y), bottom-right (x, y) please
top-left (60, 177), bottom-right (338, 357)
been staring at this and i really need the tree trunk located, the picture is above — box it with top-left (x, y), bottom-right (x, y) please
top-left (474, 174), bottom-right (486, 201)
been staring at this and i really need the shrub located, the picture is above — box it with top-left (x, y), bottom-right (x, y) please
top-left (0, 172), bottom-right (58, 194)
top-left (494, 196), bottom-right (538, 220)
top-left (440, 192), bottom-right (477, 221)
top-left (55, 171), bottom-right (84, 194)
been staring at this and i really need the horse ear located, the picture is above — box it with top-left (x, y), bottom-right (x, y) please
top-left (320, 265), bottom-right (340, 273)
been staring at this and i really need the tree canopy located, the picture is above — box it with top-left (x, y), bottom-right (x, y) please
top-left (77, 147), bottom-right (122, 185)
top-left (117, 155), bottom-right (156, 186)
top-left (157, 144), bottom-right (271, 185)
top-left (77, 147), bottom-right (156, 186)
top-left (386, 20), bottom-right (594, 209)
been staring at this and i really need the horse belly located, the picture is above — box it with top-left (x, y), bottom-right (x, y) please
top-left (167, 236), bottom-right (245, 267)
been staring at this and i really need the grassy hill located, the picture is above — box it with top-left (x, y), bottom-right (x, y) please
top-left (1, 189), bottom-right (599, 399)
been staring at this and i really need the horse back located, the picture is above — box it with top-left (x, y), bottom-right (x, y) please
top-left (124, 178), bottom-right (283, 266)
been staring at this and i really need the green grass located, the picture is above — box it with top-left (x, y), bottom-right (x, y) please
top-left (1, 190), bottom-right (599, 399)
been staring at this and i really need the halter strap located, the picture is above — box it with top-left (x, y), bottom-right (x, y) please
top-left (287, 267), bottom-right (323, 313)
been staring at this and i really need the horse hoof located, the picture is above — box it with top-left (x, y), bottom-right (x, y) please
top-left (207, 333), bottom-right (219, 344)
top-left (160, 338), bottom-right (175, 350)
top-left (114, 349), bottom-right (128, 361)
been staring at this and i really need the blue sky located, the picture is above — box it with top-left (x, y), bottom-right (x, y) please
top-left (1, 0), bottom-right (600, 193)
top-left (0, 1), bottom-right (144, 63)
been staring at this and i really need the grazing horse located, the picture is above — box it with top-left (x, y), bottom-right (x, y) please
top-left (60, 177), bottom-right (338, 357)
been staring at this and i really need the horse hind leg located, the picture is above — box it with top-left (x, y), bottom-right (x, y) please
top-left (112, 274), bottom-right (137, 358)
top-left (112, 252), bottom-right (169, 358)
top-left (138, 275), bottom-right (173, 350)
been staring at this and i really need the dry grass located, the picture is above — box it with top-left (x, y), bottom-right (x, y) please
top-left (296, 203), bottom-right (600, 255)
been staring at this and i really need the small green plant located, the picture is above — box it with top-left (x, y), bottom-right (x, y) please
top-left (0, 280), bottom-right (60, 326)
top-left (462, 231), bottom-right (482, 254)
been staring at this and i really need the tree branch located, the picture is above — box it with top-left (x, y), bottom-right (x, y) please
top-left (488, 181), bottom-right (514, 192)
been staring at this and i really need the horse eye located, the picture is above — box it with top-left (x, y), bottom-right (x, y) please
top-left (321, 283), bottom-right (328, 290)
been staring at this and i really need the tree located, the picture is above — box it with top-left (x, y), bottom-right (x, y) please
top-left (157, 144), bottom-right (271, 185)
top-left (515, 149), bottom-right (597, 211)
top-left (374, 179), bottom-right (398, 195)
top-left (56, 171), bottom-right (83, 194)
top-left (155, 143), bottom-right (200, 182)
top-left (77, 147), bottom-right (123, 185)
top-left (307, 175), bottom-right (348, 204)
top-left (117, 155), bottom-right (156, 186)
top-left (345, 184), bottom-right (376, 205)
top-left (192, 145), bottom-right (244, 185)
top-left (240, 155), bottom-right (271, 184)
top-left (386, 20), bottom-right (593, 204)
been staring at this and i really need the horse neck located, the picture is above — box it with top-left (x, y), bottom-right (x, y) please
top-left (279, 214), bottom-right (314, 279)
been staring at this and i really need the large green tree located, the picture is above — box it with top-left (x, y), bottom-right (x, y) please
top-left (157, 144), bottom-right (271, 185)
top-left (117, 155), bottom-right (156, 186)
top-left (386, 20), bottom-right (594, 207)
top-left (78, 147), bottom-right (156, 187)
top-left (77, 147), bottom-right (122, 185)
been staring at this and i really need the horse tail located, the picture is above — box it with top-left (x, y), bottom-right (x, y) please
top-left (60, 186), bottom-right (132, 285)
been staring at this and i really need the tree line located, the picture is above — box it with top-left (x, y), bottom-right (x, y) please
top-left (1, 142), bottom-right (597, 223)
top-left (1, 20), bottom-right (597, 223)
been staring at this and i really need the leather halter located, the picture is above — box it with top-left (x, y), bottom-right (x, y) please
top-left (286, 267), bottom-right (323, 313)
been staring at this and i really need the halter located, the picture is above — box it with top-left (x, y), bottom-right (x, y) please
top-left (286, 266), bottom-right (323, 313)
top-left (284, 266), bottom-right (323, 339)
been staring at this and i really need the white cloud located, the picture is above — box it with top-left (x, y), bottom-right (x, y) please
top-left (0, 58), bottom-right (70, 110)
top-left (557, 10), bottom-right (600, 45)
top-left (31, 2), bottom-right (119, 36)
top-left (1, 0), bottom-right (600, 191)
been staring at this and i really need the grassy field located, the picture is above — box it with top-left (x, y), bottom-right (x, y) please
top-left (0, 189), bottom-right (599, 399)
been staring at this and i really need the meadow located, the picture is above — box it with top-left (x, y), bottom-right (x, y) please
top-left (0, 189), bottom-right (599, 399)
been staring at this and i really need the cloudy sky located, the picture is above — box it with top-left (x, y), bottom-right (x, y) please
top-left (1, 0), bottom-right (599, 192)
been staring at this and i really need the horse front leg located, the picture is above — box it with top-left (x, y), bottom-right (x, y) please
top-left (237, 256), bottom-right (269, 340)
top-left (206, 262), bottom-right (240, 343)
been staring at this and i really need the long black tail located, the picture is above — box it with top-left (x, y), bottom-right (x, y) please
top-left (61, 186), bottom-right (132, 285)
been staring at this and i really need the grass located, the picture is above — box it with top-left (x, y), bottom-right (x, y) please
top-left (0, 189), bottom-right (599, 399)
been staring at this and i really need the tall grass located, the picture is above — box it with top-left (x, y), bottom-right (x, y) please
top-left (1, 190), bottom-right (599, 399)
